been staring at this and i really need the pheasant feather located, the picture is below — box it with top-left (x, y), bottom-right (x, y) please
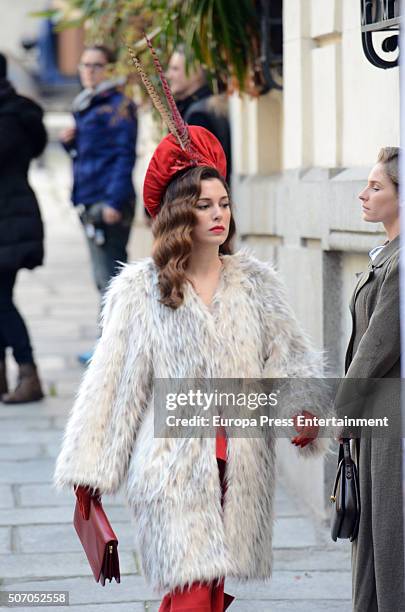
top-left (143, 34), bottom-right (190, 150)
top-left (127, 46), bottom-right (186, 147)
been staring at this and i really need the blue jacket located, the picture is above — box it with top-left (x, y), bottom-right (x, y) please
top-left (64, 82), bottom-right (137, 211)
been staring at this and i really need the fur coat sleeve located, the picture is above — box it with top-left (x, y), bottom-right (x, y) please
top-left (254, 259), bottom-right (331, 456)
top-left (54, 263), bottom-right (153, 494)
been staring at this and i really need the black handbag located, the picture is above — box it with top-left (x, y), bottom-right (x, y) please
top-left (330, 439), bottom-right (361, 542)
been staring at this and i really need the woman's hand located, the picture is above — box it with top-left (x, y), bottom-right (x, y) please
top-left (291, 410), bottom-right (319, 448)
top-left (102, 205), bottom-right (122, 225)
top-left (74, 485), bottom-right (101, 520)
top-left (60, 126), bottom-right (76, 143)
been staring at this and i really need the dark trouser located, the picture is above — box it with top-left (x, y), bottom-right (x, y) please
top-left (82, 209), bottom-right (133, 297)
top-left (0, 270), bottom-right (34, 364)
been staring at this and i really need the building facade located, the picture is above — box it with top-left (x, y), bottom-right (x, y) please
top-left (230, 0), bottom-right (400, 516)
top-left (2, 0), bottom-right (399, 517)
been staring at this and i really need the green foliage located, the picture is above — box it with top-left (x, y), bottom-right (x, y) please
top-left (150, 0), bottom-right (259, 91)
top-left (44, 0), bottom-right (261, 92)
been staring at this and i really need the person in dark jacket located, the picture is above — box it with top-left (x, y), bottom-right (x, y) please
top-left (60, 45), bottom-right (137, 363)
top-left (0, 53), bottom-right (47, 404)
top-left (167, 49), bottom-right (232, 183)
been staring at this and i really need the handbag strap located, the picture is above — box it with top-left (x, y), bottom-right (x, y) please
top-left (331, 438), bottom-right (354, 500)
top-left (342, 438), bottom-right (354, 479)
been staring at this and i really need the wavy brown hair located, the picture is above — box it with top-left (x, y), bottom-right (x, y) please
top-left (152, 166), bottom-right (236, 309)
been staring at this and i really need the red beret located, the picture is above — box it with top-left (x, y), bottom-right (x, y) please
top-left (143, 125), bottom-right (227, 218)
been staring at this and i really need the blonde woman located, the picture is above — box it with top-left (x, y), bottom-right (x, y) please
top-left (343, 147), bottom-right (403, 611)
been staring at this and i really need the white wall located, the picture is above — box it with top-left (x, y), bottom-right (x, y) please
top-left (0, 1), bottom-right (44, 58)
top-left (341, 0), bottom-right (399, 166)
top-left (282, 0), bottom-right (399, 170)
top-left (232, 0), bottom-right (399, 174)
top-left (230, 90), bottom-right (283, 176)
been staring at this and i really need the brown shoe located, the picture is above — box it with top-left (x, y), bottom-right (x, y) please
top-left (0, 361), bottom-right (8, 396)
top-left (2, 363), bottom-right (44, 404)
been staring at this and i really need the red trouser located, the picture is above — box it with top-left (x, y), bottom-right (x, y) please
top-left (158, 579), bottom-right (234, 611)
top-left (158, 428), bottom-right (234, 612)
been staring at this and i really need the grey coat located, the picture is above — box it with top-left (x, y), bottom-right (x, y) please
top-left (54, 250), bottom-right (329, 592)
top-left (340, 236), bottom-right (404, 612)
top-left (345, 235), bottom-right (400, 379)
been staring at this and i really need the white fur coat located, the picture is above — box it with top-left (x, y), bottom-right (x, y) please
top-left (54, 250), bottom-right (329, 592)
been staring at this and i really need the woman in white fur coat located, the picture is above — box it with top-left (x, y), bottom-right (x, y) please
top-left (55, 126), bottom-right (328, 610)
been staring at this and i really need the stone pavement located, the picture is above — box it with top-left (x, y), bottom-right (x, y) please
top-left (0, 145), bottom-right (352, 611)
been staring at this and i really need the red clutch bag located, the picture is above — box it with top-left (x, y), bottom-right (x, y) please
top-left (73, 496), bottom-right (121, 586)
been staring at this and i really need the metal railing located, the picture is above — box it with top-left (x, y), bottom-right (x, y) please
top-left (361, 0), bottom-right (400, 68)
